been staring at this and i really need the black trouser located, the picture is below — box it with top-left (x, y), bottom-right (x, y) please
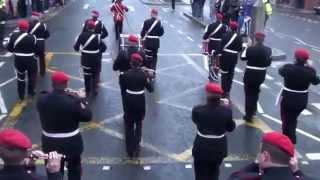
top-left (60, 155), bottom-right (82, 180)
top-left (244, 83), bottom-right (260, 119)
top-left (15, 57), bottom-right (38, 100)
top-left (32, 0), bottom-right (43, 11)
top-left (36, 40), bottom-right (46, 76)
top-left (193, 158), bottom-right (223, 180)
top-left (119, 74), bottom-right (126, 109)
top-left (115, 21), bottom-right (123, 40)
top-left (124, 114), bottom-right (143, 157)
top-left (81, 55), bottom-right (101, 96)
top-left (220, 65), bottom-right (235, 97)
top-left (144, 48), bottom-right (158, 72)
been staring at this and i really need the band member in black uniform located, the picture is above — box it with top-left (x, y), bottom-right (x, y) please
top-left (82, 10), bottom-right (108, 39)
top-left (192, 82), bottom-right (235, 180)
top-left (219, 21), bottom-right (242, 98)
top-left (278, 49), bottom-right (320, 144)
top-left (7, 20), bottom-right (38, 101)
top-left (74, 20), bottom-right (107, 97)
top-left (203, 13), bottom-right (227, 81)
top-left (0, 129), bottom-right (63, 180)
top-left (29, 12), bottom-right (50, 77)
top-left (241, 32), bottom-right (272, 122)
top-left (121, 53), bottom-right (153, 158)
top-left (37, 71), bottom-right (92, 180)
top-left (140, 8), bottom-right (164, 76)
top-left (228, 132), bottom-right (308, 180)
top-left (110, 0), bottom-right (128, 40)
top-left (113, 34), bottom-right (142, 108)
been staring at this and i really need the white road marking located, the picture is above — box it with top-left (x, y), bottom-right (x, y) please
top-left (261, 83), bottom-right (269, 89)
top-left (224, 163), bottom-right (232, 168)
top-left (311, 103), bottom-right (320, 110)
top-left (169, 24), bottom-right (175, 28)
top-left (271, 61), bottom-right (286, 68)
top-left (127, 5), bottom-right (135, 12)
top-left (181, 54), bottom-right (207, 78)
top-left (83, 3), bottom-right (90, 10)
top-left (312, 48), bottom-right (320, 53)
top-left (187, 36), bottom-right (194, 42)
top-left (157, 63), bottom-right (190, 72)
top-left (102, 58), bottom-right (112, 63)
top-left (266, 74), bottom-right (274, 80)
top-left (233, 79), bottom-right (244, 86)
top-left (203, 55), bottom-right (209, 71)
top-left (274, 81), bottom-right (282, 87)
top-left (143, 166), bottom-right (151, 170)
top-left (0, 52), bottom-right (12, 57)
top-left (301, 161), bottom-right (309, 165)
top-left (102, 166), bottom-right (111, 170)
top-left (0, 62), bottom-right (5, 68)
top-left (306, 153), bottom-right (320, 160)
top-left (0, 114), bottom-right (6, 122)
top-left (0, 77), bottom-right (17, 87)
top-left (262, 114), bottom-right (320, 143)
top-left (177, 30), bottom-right (184, 34)
top-left (257, 102), bottom-right (264, 114)
top-left (161, 102), bottom-right (193, 111)
top-left (235, 67), bottom-right (243, 73)
top-left (0, 91), bottom-right (7, 114)
top-left (301, 109), bottom-right (312, 116)
top-left (100, 113), bottom-right (123, 125)
top-left (161, 8), bottom-right (169, 13)
top-left (185, 164), bottom-right (192, 169)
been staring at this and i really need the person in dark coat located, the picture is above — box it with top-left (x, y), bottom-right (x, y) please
top-left (82, 10), bottom-right (108, 39)
top-left (37, 71), bottom-right (92, 180)
top-left (228, 132), bottom-right (309, 180)
top-left (203, 13), bottom-right (227, 81)
top-left (120, 53), bottom-right (153, 158)
top-left (219, 21), bottom-right (243, 98)
top-left (278, 49), bottom-right (320, 144)
top-left (0, 129), bottom-right (62, 180)
top-left (74, 20), bottom-right (107, 97)
top-left (192, 82), bottom-right (235, 180)
top-left (29, 11), bottom-right (50, 77)
top-left (7, 20), bottom-right (38, 101)
top-left (140, 8), bottom-right (164, 76)
top-left (241, 32), bottom-right (272, 122)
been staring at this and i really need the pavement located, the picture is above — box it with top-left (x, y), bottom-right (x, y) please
top-left (0, 0), bottom-right (320, 179)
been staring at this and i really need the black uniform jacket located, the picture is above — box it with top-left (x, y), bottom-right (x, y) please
top-left (120, 68), bottom-right (153, 118)
top-left (113, 46), bottom-right (142, 73)
top-left (7, 31), bottom-right (37, 57)
top-left (192, 101), bottom-right (235, 161)
top-left (203, 21), bottom-right (227, 54)
top-left (37, 89), bottom-right (92, 155)
top-left (29, 20), bottom-right (50, 40)
top-left (242, 44), bottom-right (272, 84)
top-left (0, 165), bottom-right (61, 180)
top-left (279, 63), bottom-right (320, 108)
top-left (82, 18), bottom-right (108, 39)
top-left (140, 17), bottom-right (164, 50)
top-left (219, 31), bottom-right (242, 68)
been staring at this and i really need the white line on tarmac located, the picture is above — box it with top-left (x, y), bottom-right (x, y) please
top-left (0, 114), bottom-right (6, 122)
top-left (157, 63), bottom-right (190, 72)
top-left (232, 79), bottom-right (244, 86)
top-left (160, 102), bottom-right (192, 111)
top-left (161, 8), bottom-right (169, 13)
top-left (0, 62), bottom-right (5, 68)
top-left (102, 58), bottom-right (112, 63)
top-left (262, 114), bottom-right (320, 143)
top-left (257, 102), bottom-right (264, 114)
top-left (100, 113), bottom-right (123, 125)
top-left (266, 74), bottom-right (274, 80)
top-left (181, 54), bottom-right (207, 78)
top-left (158, 85), bottom-right (203, 103)
top-left (260, 83), bottom-right (269, 89)
top-left (203, 55), bottom-right (209, 71)
top-left (301, 109), bottom-right (312, 116)
top-left (0, 91), bottom-right (7, 114)
top-left (311, 103), bottom-right (320, 110)
top-left (169, 24), bottom-right (175, 28)
top-left (83, 3), bottom-right (90, 10)
top-left (312, 48), bottom-right (320, 53)
top-left (0, 77), bottom-right (17, 87)
top-left (187, 36), bottom-right (194, 42)
top-left (235, 67), bottom-right (243, 73)
top-left (306, 153), bottom-right (320, 160)
top-left (177, 30), bottom-right (184, 34)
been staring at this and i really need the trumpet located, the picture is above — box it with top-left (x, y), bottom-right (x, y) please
top-left (141, 66), bottom-right (156, 79)
top-left (29, 150), bottom-right (66, 160)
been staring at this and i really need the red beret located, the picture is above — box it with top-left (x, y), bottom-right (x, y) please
top-left (131, 53), bottom-right (143, 62)
top-left (216, 13), bottom-right (223, 21)
top-left (128, 34), bottom-right (139, 43)
top-left (31, 11), bottom-right (41, 17)
top-left (295, 48), bottom-right (309, 61)
top-left (255, 32), bottom-right (265, 39)
top-left (91, 10), bottom-right (99, 17)
top-left (18, 20), bottom-right (29, 31)
top-left (0, 129), bottom-right (32, 150)
top-left (262, 132), bottom-right (295, 157)
top-left (151, 8), bottom-right (158, 15)
top-left (51, 71), bottom-right (69, 84)
top-left (229, 21), bottom-right (238, 30)
top-left (86, 20), bottom-right (96, 29)
top-left (205, 82), bottom-right (224, 95)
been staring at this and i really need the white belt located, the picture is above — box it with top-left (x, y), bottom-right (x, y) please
top-left (223, 49), bottom-right (238, 54)
top-left (126, 89), bottom-right (145, 95)
top-left (119, 72), bottom-right (125, 75)
top-left (283, 86), bottom-right (308, 93)
top-left (42, 129), bottom-right (80, 138)
top-left (37, 38), bottom-right (45, 41)
top-left (246, 65), bottom-right (267, 71)
top-left (81, 49), bottom-right (99, 54)
top-left (146, 35), bottom-right (159, 39)
top-left (210, 38), bottom-right (221, 41)
top-left (14, 53), bottom-right (35, 57)
top-left (197, 131), bottom-right (225, 139)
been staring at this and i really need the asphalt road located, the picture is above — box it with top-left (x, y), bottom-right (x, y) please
top-left (0, 0), bottom-right (320, 179)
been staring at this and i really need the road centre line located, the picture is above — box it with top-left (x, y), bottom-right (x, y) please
top-left (235, 67), bottom-right (243, 73)
top-left (157, 63), bottom-right (191, 72)
top-left (0, 91), bottom-right (7, 114)
top-left (312, 48), bottom-right (320, 53)
top-left (177, 30), bottom-right (184, 34)
top-left (187, 36), bottom-right (194, 42)
top-left (169, 24), bottom-right (175, 28)
top-left (262, 114), bottom-right (320, 143)
top-left (181, 54), bottom-right (207, 78)
top-left (257, 102), bottom-right (264, 114)
top-left (301, 109), bottom-right (312, 116)
top-left (0, 76), bottom-right (16, 87)
top-left (0, 62), bottom-right (5, 68)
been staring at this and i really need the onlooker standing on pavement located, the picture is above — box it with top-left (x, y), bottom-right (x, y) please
top-left (192, 82), bottom-right (235, 180)
top-left (241, 32), bottom-right (272, 122)
top-left (7, 20), bottom-right (38, 101)
top-left (120, 53), bottom-right (153, 158)
top-left (278, 49), bottom-right (320, 144)
top-left (262, 0), bottom-right (272, 27)
top-left (29, 11), bottom-right (50, 77)
top-left (0, 128), bottom-right (63, 180)
top-left (218, 21), bottom-right (243, 99)
top-left (228, 131), bottom-right (307, 179)
top-left (37, 71), bottom-right (92, 180)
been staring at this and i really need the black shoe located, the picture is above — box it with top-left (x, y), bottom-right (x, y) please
top-left (243, 115), bottom-right (253, 123)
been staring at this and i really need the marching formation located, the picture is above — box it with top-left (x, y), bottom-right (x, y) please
top-left (0, 0), bottom-right (319, 180)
